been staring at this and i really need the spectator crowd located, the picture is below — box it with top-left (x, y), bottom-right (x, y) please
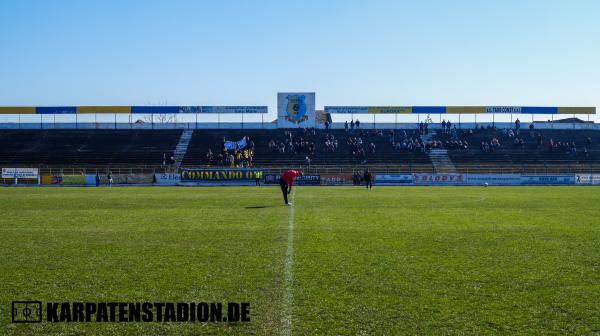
top-left (204, 136), bottom-right (255, 168)
top-left (196, 118), bottom-right (594, 168)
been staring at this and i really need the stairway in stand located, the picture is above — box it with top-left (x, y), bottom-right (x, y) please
top-left (174, 129), bottom-right (194, 168)
top-left (421, 131), bottom-right (457, 173)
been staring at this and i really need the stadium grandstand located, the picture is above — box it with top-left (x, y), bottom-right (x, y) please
top-left (0, 97), bottom-right (598, 185)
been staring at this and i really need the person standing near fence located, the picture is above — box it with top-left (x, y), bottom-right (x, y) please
top-left (364, 169), bottom-right (373, 189)
top-left (255, 171), bottom-right (262, 186)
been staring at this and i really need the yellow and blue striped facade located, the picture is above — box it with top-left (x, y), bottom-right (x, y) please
top-left (0, 105), bottom-right (595, 114)
top-left (324, 106), bottom-right (596, 114)
top-left (0, 106), bottom-right (268, 114)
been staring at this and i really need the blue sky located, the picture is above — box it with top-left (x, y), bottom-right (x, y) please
top-left (0, 0), bottom-right (598, 112)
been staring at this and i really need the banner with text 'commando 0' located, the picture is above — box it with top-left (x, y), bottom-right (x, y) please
top-left (181, 169), bottom-right (263, 182)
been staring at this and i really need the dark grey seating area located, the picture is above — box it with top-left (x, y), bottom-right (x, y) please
top-left (0, 130), bottom-right (182, 166)
top-left (432, 128), bottom-right (599, 166)
top-left (0, 128), bottom-right (599, 170)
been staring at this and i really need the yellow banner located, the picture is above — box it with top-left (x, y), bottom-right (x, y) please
top-left (367, 106), bottom-right (412, 114)
top-left (76, 106), bottom-right (131, 114)
top-left (446, 106), bottom-right (485, 114)
top-left (557, 107), bottom-right (595, 115)
top-left (0, 107), bottom-right (36, 114)
top-left (41, 175), bottom-right (58, 185)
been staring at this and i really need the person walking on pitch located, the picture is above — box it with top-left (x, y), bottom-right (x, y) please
top-left (279, 169), bottom-right (302, 205)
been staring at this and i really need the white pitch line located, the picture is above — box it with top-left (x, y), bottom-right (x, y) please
top-left (281, 188), bottom-right (296, 336)
top-left (473, 196), bottom-right (487, 202)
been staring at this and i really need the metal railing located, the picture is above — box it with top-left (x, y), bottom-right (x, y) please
top-left (2, 162), bottom-right (597, 177)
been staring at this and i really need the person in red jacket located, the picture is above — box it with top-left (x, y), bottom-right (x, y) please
top-left (279, 169), bottom-right (302, 205)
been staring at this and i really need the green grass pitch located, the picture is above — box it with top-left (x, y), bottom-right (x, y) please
top-left (1, 186), bottom-right (599, 335)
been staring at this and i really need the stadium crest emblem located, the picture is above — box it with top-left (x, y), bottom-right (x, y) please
top-left (285, 95), bottom-right (308, 123)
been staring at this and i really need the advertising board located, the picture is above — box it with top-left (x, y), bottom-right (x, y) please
top-left (155, 173), bottom-right (182, 185)
top-left (2, 168), bottom-right (39, 179)
top-left (575, 174), bottom-right (600, 185)
top-left (265, 174), bottom-right (321, 185)
top-left (466, 174), bottom-right (522, 185)
top-left (412, 174), bottom-right (465, 185)
top-left (375, 174), bottom-right (412, 184)
top-left (520, 175), bottom-right (575, 185)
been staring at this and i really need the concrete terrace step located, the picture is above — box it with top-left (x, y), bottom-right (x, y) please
top-left (427, 147), bottom-right (457, 173)
top-left (174, 129), bottom-right (194, 167)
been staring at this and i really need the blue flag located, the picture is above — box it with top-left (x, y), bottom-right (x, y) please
top-left (224, 141), bottom-right (236, 150)
top-left (224, 137), bottom-right (247, 150)
top-left (237, 137), bottom-right (247, 149)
